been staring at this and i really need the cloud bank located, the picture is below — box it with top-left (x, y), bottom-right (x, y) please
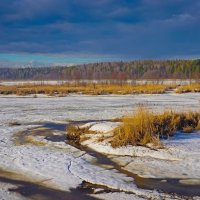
top-left (0, 0), bottom-right (200, 59)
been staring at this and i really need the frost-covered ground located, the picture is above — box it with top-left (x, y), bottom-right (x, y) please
top-left (82, 122), bottom-right (200, 179)
top-left (0, 79), bottom-right (198, 86)
top-left (0, 93), bottom-right (200, 200)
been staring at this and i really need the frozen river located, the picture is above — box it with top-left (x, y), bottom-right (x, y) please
top-left (0, 93), bottom-right (200, 200)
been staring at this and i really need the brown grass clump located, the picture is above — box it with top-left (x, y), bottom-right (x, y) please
top-left (66, 125), bottom-right (91, 143)
top-left (24, 135), bottom-right (46, 146)
top-left (0, 83), bottom-right (173, 96)
top-left (176, 83), bottom-right (200, 93)
top-left (111, 107), bottom-right (200, 148)
top-left (182, 126), bottom-right (194, 133)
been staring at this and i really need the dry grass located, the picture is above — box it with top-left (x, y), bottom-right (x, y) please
top-left (176, 83), bottom-right (200, 93)
top-left (24, 135), bottom-right (46, 146)
top-left (66, 125), bottom-right (91, 143)
top-left (111, 107), bottom-right (200, 148)
top-left (0, 83), bottom-right (174, 96)
top-left (182, 126), bottom-right (194, 133)
top-left (66, 106), bottom-right (200, 148)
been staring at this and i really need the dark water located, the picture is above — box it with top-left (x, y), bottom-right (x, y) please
top-left (68, 141), bottom-right (200, 197)
top-left (0, 174), bottom-right (98, 200)
top-left (42, 122), bottom-right (200, 197)
top-left (9, 121), bottom-right (200, 199)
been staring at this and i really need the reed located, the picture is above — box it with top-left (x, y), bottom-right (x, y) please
top-left (0, 83), bottom-right (174, 96)
top-left (176, 83), bottom-right (200, 93)
top-left (111, 106), bottom-right (200, 148)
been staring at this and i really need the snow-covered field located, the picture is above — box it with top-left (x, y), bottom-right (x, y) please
top-left (0, 79), bottom-right (198, 86)
top-left (0, 93), bottom-right (200, 200)
top-left (82, 122), bottom-right (200, 179)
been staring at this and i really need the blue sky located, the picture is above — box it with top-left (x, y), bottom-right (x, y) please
top-left (0, 53), bottom-right (119, 65)
top-left (0, 0), bottom-right (200, 64)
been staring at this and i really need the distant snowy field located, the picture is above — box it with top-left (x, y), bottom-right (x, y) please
top-left (0, 93), bottom-right (200, 200)
top-left (0, 79), bottom-right (198, 86)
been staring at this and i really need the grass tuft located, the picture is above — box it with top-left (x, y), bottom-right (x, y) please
top-left (24, 135), bottom-right (46, 146)
top-left (182, 126), bottom-right (194, 133)
top-left (66, 125), bottom-right (91, 143)
top-left (111, 106), bottom-right (200, 148)
top-left (176, 83), bottom-right (200, 93)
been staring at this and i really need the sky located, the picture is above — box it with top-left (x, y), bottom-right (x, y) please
top-left (0, 0), bottom-right (200, 64)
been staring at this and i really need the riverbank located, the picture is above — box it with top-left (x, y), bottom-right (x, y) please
top-left (0, 93), bottom-right (200, 199)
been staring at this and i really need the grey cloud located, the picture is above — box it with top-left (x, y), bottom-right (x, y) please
top-left (0, 0), bottom-right (200, 58)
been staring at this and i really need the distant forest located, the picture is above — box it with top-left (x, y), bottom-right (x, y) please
top-left (0, 59), bottom-right (200, 81)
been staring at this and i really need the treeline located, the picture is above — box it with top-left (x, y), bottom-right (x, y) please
top-left (0, 59), bottom-right (200, 80)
